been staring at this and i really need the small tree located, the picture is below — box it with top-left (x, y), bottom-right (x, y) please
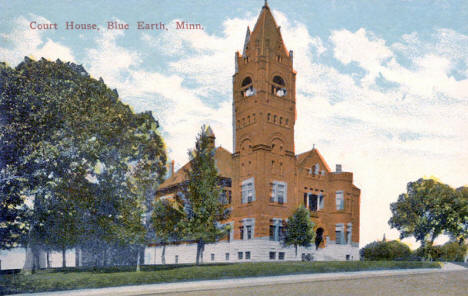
top-left (179, 126), bottom-right (230, 265)
top-left (283, 205), bottom-right (315, 257)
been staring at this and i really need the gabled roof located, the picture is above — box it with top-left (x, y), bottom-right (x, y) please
top-left (159, 146), bottom-right (232, 190)
top-left (296, 148), bottom-right (331, 172)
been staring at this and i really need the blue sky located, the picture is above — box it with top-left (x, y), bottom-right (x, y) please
top-left (1, 0), bottom-right (467, 264)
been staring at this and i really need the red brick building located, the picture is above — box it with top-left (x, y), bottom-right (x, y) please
top-left (151, 3), bottom-right (360, 263)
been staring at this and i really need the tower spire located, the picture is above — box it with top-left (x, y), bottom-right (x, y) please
top-left (243, 26), bottom-right (251, 55)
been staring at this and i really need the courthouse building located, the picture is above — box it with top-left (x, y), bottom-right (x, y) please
top-left (147, 2), bottom-right (361, 264)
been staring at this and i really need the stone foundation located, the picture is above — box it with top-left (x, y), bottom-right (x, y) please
top-left (144, 239), bottom-right (359, 265)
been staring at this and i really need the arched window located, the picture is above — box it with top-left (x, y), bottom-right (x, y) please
top-left (241, 76), bottom-right (255, 97)
top-left (267, 113), bottom-right (271, 121)
top-left (272, 75), bottom-right (287, 97)
top-left (273, 76), bottom-right (285, 86)
top-left (242, 77), bottom-right (252, 87)
top-left (273, 115), bottom-right (277, 123)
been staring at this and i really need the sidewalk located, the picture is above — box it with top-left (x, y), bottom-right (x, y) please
top-left (10, 263), bottom-right (466, 296)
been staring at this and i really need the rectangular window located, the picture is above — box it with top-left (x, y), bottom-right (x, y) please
top-left (175, 255), bottom-right (178, 264)
top-left (240, 227), bottom-right (244, 240)
top-left (241, 219), bottom-right (255, 240)
top-left (278, 252), bottom-right (285, 260)
top-left (241, 178), bottom-right (255, 204)
top-left (336, 224), bottom-right (345, 244)
top-left (308, 194), bottom-right (318, 211)
top-left (246, 225), bottom-right (252, 240)
top-left (245, 251), bottom-right (251, 260)
top-left (271, 181), bottom-right (287, 203)
top-left (318, 194), bottom-right (324, 210)
top-left (269, 252), bottom-right (276, 260)
top-left (336, 191), bottom-right (344, 210)
top-left (270, 219), bottom-right (283, 241)
top-left (238, 252), bottom-right (243, 260)
top-left (226, 253), bottom-right (230, 261)
top-left (211, 253), bottom-right (215, 261)
top-left (336, 230), bottom-right (343, 244)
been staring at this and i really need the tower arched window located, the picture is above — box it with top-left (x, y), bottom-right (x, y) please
top-left (272, 75), bottom-right (287, 97)
top-left (273, 115), bottom-right (277, 123)
top-left (268, 113), bottom-right (271, 121)
top-left (242, 77), bottom-right (252, 86)
top-left (241, 76), bottom-right (256, 97)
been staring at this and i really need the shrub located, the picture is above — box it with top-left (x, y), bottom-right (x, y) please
top-left (415, 242), bottom-right (467, 262)
top-left (360, 240), bottom-right (411, 261)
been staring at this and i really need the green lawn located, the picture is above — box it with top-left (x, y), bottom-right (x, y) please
top-left (0, 261), bottom-right (440, 295)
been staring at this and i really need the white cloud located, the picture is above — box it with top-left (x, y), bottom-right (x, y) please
top-left (0, 15), bottom-right (74, 65)
top-left (331, 28), bottom-right (393, 87)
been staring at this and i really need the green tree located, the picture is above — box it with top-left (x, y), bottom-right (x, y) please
top-left (283, 205), bottom-right (315, 257)
top-left (0, 58), bottom-right (167, 270)
top-left (179, 126), bottom-right (230, 265)
top-left (389, 178), bottom-right (457, 248)
top-left (152, 198), bottom-right (183, 264)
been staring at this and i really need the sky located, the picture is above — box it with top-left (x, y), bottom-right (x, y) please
top-left (1, 0), bottom-right (467, 265)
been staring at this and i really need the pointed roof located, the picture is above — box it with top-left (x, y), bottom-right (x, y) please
top-left (206, 126), bottom-right (215, 138)
top-left (296, 148), bottom-right (332, 172)
top-left (245, 3), bottom-right (289, 56)
top-left (242, 26), bottom-right (251, 55)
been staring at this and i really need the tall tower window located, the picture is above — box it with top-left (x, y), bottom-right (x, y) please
top-left (267, 113), bottom-right (271, 121)
top-left (241, 76), bottom-right (255, 97)
top-left (272, 76), bottom-right (287, 97)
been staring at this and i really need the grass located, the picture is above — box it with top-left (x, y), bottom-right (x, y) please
top-left (0, 261), bottom-right (440, 295)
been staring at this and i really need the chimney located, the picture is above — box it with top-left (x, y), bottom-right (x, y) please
top-left (336, 164), bottom-right (342, 173)
top-left (171, 160), bottom-right (175, 176)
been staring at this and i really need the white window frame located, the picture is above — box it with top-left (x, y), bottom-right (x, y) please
top-left (305, 192), bottom-right (323, 211)
top-left (241, 178), bottom-right (255, 204)
top-left (270, 218), bottom-right (283, 241)
top-left (241, 218), bottom-right (255, 240)
top-left (271, 181), bottom-right (287, 203)
top-left (318, 194), bottom-right (324, 210)
top-left (336, 191), bottom-right (344, 210)
top-left (335, 223), bottom-right (345, 245)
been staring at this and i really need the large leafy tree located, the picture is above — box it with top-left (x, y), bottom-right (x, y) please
top-left (283, 205), bottom-right (315, 256)
top-left (389, 178), bottom-right (459, 247)
top-left (0, 58), bottom-right (166, 270)
top-left (178, 126), bottom-right (230, 265)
